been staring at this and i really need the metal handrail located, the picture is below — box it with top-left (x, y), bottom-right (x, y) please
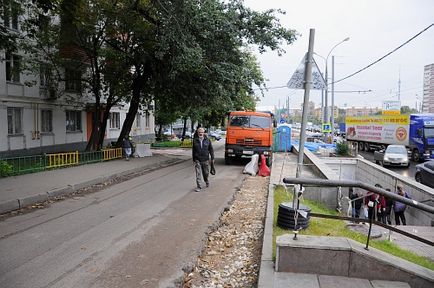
top-left (283, 177), bottom-right (433, 250)
top-left (283, 177), bottom-right (434, 214)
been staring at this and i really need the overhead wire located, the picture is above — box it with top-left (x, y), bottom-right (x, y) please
top-left (332, 23), bottom-right (434, 85)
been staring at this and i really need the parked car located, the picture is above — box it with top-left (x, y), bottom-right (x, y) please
top-left (208, 131), bottom-right (222, 141)
top-left (374, 145), bottom-right (409, 167)
top-left (415, 160), bottom-right (434, 188)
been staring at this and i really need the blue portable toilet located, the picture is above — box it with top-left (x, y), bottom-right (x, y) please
top-left (275, 124), bottom-right (292, 152)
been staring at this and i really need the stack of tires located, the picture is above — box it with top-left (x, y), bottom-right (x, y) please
top-left (277, 202), bottom-right (311, 230)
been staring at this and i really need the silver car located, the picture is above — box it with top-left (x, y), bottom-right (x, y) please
top-left (374, 145), bottom-right (410, 167)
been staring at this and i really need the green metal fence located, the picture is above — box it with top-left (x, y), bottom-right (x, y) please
top-left (0, 148), bottom-right (123, 177)
top-left (1, 155), bottom-right (46, 176)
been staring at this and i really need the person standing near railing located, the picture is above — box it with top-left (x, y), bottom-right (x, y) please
top-left (394, 184), bottom-right (411, 225)
top-left (364, 184), bottom-right (385, 221)
top-left (383, 188), bottom-right (394, 225)
top-left (122, 135), bottom-right (133, 161)
top-left (349, 188), bottom-right (363, 218)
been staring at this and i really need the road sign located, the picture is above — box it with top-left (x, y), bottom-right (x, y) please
top-left (287, 53), bottom-right (326, 90)
top-left (322, 123), bottom-right (331, 133)
top-left (280, 118), bottom-right (286, 124)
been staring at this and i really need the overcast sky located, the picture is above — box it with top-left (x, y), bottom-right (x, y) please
top-left (244, 0), bottom-right (434, 111)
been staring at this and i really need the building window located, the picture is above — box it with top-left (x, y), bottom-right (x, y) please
top-left (5, 51), bottom-right (21, 82)
top-left (66, 110), bottom-right (81, 132)
top-left (65, 68), bottom-right (81, 92)
top-left (135, 112), bottom-right (141, 128)
top-left (39, 64), bottom-right (52, 87)
top-left (2, 0), bottom-right (19, 30)
top-left (41, 110), bottom-right (53, 132)
top-left (145, 111), bottom-right (150, 128)
top-left (7, 107), bottom-right (22, 134)
top-left (109, 112), bottom-right (120, 129)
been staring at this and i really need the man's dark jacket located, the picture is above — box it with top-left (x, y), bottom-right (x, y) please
top-left (192, 136), bottom-right (214, 162)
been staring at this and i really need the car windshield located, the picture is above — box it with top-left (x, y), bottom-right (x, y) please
top-left (229, 115), bottom-right (270, 128)
top-left (386, 146), bottom-right (406, 154)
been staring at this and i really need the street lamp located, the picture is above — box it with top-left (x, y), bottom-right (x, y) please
top-left (323, 37), bottom-right (349, 142)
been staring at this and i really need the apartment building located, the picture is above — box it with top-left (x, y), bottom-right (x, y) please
top-left (422, 63), bottom-right (434, 113)
top-left (0, 3), bottom-right (155, 157)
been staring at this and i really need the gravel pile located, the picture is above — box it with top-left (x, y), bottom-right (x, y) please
top-left (183, 176), bottom-right (269, 288)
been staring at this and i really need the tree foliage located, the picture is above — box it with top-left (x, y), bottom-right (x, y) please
top-left (8, 0), bottom-right (298, 149)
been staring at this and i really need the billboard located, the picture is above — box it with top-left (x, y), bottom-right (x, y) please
top-left (346, 115), bottom-right (410, 145)
top-left (382, 101), bottom-right (401, 115)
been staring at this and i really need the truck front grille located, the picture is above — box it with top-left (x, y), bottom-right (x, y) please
top-left (236, 139), bottom-right (262, 145)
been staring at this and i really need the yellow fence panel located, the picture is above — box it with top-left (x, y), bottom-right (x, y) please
top-left (46, 151), bottom-right (79, 169)
top-left (103, 148), bottom-right (123, 161)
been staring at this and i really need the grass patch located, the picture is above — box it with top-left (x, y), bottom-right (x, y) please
top-left (273, 185), bottom-right (434, 270)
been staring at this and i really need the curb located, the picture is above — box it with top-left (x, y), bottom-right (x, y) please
top-left (258, 157), bottom-right (276, 288)
top-left (0, 157), bottom-right (187, 215)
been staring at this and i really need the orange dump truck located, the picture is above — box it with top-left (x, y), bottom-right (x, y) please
top-left (224, 111), bottom-right (274, 166)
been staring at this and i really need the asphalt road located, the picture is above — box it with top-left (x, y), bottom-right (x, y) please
top-left (0, 146), bottom-right (246, 288)
top-left (359, 151), bottom-right (417, 180)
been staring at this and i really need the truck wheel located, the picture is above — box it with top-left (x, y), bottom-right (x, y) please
top-left (364, 143), bottom-right (370, 151)
top-left (224, 154), bottom-right (232, 165)
top-left (358, 142), bottom-right (364, 151)
top-left (412, 149), bottom-right (421, 162)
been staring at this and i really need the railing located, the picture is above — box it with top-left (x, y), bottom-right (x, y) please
top-left (282, 177), bottom-right (434, 249)
top-left (179, 139), bottom-right (193, 148)
top-left (1, 155), bottom-right (46, 175)
top-left (103, 148), bottom-right (123, 160)
top-left (46, 151), bottom-right (79, 168)
top-left (1, 148), bottom-right (124, 177)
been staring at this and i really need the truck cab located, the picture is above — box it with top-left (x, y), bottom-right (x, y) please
top-left (409, 114), bottom-right (434, 161)
top-left (224, 111), bottom-right (274, 166)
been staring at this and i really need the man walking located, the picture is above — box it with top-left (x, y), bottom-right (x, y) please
top-left (192, 128), bottom-right (214, 192)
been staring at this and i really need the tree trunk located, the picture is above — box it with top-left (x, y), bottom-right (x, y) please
top-left (116, 75), bottom-right (142, 146)
top-left (181, 116), bottom-right (187, 142)
top-left (98, 104), bottom-right (112, 148)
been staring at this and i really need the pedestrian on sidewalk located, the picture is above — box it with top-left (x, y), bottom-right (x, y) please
top-left (192, 128), bottom-right (214, 192)
top-left (394, 184), bottom-right (411, 225)
top-left (122, 135), bottom-right (133, 160)
top-left (349, 188), bottom-right (363, 218)
top-left (384, 188), bottom-right (394, 225)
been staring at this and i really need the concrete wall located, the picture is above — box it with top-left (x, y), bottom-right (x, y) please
top-left (276, 235), bottom-right (434, 288)
top-left (292, 146), bottom-right (340, 211)
top-left (293, 146), bottom-right (434, 226)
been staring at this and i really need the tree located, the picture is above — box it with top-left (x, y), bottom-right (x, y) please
top-left (11, 0), bottom-right (298, 150)
top-left (400, 106), bottom-right (418, 115)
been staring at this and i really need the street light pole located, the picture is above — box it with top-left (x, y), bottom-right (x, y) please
top-left (331, 55), bottom-right (335, 138)
top-left (323, 37), bottom-right (349, 142)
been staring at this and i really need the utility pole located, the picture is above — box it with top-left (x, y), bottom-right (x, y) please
top-left (287, 96), bottom-right (290, 122)
top-left (331, 55), bottom-right (335, 140)
top-left (398, 71), bottom-right (401, 102)
top-left (297, 28), bottom-right (315, 178)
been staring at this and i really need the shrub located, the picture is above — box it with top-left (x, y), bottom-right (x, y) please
top-left (0, 160), bottom-right (13, 177)
top-left (335, 141), bottom-right (350, 156)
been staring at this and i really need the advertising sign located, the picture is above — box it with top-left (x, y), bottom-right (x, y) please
top-left (345, 115), bottom-right (410, 145)
top-left (382, 101), bottom-right (401, 115)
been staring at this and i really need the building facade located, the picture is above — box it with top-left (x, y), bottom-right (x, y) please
top-left (422, 63), bottom-right (434, 113)
top-left (0, 4), bottom-right (155, 157)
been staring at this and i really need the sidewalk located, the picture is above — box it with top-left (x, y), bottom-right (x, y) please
top-left (0, 152), bottom-right (189, 214)
top-left (0, 141), bottom-right (226, 215)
